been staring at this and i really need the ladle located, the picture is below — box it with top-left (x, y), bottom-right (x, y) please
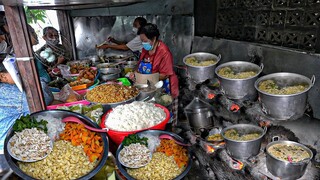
top-left (62, 116), bottom-right (108, 133)
top-left (159, 134), bottom-right (191, 146)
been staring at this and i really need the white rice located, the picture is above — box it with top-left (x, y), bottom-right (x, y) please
top-left (35, 115), bottom-right (65, 140)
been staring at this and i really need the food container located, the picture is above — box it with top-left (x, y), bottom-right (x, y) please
top-left (254, 73), bottom-right (315, 120)
top-left (4, 110), bottom-right (109, 180)
top-left (215, 61), bottom-right (263, 101)
top-left (221, 124), bottom-right (266, 159)
top-left (184, 97), bottom-right (214, 134)
top-left (266, 140), bottom-right (313, 179)
top-left (115, 130), bottom-right (192, 180)
top-left (183, 52), bottom-right (221, 83)
top-left (100, 104), bottom-right (170, 145)
top-left (134, 83), bottom-right (158, 101)
top-left (85, 84), bottom-right (140, 112)
top-left (96, 62), bottom-right (120, 69)
top-left (68, 59), bottom-right (92, 67)
top-left (99, 68), bottom-right (121, 82)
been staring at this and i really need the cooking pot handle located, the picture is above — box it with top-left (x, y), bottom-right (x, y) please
top-left (272, 136), bottom-right (280, 142)
top-left (259, 63), bottom-right (264, 71)
top-left (263, 126), bottom-right (267, 134)
top-left (217, 54), bottom-right (222, 61)
top-left (311, 75), bottom-right (316, 86)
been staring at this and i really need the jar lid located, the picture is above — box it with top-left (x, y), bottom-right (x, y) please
top-left (184, 97), bottom-right (211, 112)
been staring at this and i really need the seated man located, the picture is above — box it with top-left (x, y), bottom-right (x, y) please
top-left (35, 26), bottom-right (71, 79)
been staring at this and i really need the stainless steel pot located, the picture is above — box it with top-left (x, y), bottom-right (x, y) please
top-left (266, 140), bottom-right (313, 179)
top-left (215, 61), bottom-right (263, 100)
top-left (99, 67), bottom-right (121, 75)
top-left (183, 52), bottom-right (221, 83)
top-left (184, 97), bottom-right (214, 134)
top-left (221, 124), bottom-right (266, 159)
top-left (99, 68), bottom-right (121, 81)
top-left (96, 63), bottom-right (120, 69)
top-left (254, 73), bottom-right (315, 120)
top-left (125, 60), bottom-right (138, 66)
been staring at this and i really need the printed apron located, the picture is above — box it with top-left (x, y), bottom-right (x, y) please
top-left (138, 58), bottom-right (171, 95)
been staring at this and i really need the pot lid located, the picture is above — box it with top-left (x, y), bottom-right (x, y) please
top-left (184, 97), bottom-right (211, 112)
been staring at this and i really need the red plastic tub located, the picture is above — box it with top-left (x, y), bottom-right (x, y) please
top-left (100, 104), bottom-right (170, 145)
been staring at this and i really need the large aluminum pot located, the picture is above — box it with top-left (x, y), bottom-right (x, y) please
top-left (255, 73), bottom-right (315, 120)
top-left (183, 52), bottom-right (221, 83)
top-left (215, 61), bottom-right (263, 100)
top-left (221, 124), bottom-right (266, 159)
top-left (266, 140), bottom-right (313, 179)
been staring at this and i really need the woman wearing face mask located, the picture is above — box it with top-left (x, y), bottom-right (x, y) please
top-left (96, 17), bottom-right (147, 57)
top-left (35, 26), bottom-right (71, 77)
top-left (136, 23), bottom-right (179, 126)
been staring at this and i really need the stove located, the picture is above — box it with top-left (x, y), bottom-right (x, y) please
top-left (177, 76), bottom-right (320, 180)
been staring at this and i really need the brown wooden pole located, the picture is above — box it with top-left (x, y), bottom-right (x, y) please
top-left (4, 5), bottom-right (45, 112)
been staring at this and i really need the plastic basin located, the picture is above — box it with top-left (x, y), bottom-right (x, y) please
top-left (100, 104), bottom-right (170, 145)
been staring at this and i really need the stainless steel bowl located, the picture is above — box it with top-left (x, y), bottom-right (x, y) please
top-left (134, 84), bottom-right (158, 101)
top-left (99, 67), bottom-right (121, 75)
top-left (4, 110), bottom-right (109, 180)
top-left (266, 140), bottom-right (313, 179)
top-left (85, 84), bottom-right (140, 112)
top-left (116, 130), bottom-right (192, 180)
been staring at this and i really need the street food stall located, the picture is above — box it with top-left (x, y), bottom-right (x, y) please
top-left (1, 0), bottom-right (320, 179)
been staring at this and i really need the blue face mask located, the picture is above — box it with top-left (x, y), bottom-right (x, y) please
top-left (142, 42), bottom-right (153, 51)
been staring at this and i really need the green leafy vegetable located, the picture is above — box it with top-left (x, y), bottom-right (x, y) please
top-left (13, 114), bottom-right (48, 133)
top-left (122, 134), bottom-right (148, 147)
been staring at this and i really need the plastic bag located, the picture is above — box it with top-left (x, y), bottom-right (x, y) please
top-left (2, 55), bottom-right (23, 92)
top-left (53, 84), bottom-right (81, 103)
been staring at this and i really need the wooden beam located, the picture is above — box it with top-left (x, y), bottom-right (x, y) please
top-left (57, 10), bottom-right (77, 59)
top-left (4, 5), bottom-right (45, 112)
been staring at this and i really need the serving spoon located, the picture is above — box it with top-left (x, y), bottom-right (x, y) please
top-left (159, 134), bottom-right (191, 146)
top-left (62, 116), bottom-right (108, 133)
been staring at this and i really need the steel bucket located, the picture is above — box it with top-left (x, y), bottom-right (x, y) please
top-left (221, 124), bottom-right (266, 159)
top-left (255, 73), bottom-right (315, 120)
top-left (183, 52), bottom-right (221, 83)
top-left (215, 61), bottom-right (263, 101)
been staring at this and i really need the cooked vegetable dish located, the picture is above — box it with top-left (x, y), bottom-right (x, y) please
top-left (119, 143), bottom-right (151, 168)
top-left (258, 80), bottom-right (308, 95)
top-left (185, 56), bottom-right (217, 66)
top-left (9, 128), bottom-right (52, 161)
top-left (268, 144), bottom-right (310, 162)
top-left (224, 129), bottom-right (261, 141)
top-left (127, 152), bottom-right (184, 180)
top-left (86, 84), bottom-right (139, 103)
top-left (218, 66), bottom-right (257, 79)
top-left (207, 134), bottom-right (223, 141)
top-left (18, 140), bottom-right (97, 180)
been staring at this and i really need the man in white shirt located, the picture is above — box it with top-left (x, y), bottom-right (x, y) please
top-left (96, 17), bottom-right (147, 54)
